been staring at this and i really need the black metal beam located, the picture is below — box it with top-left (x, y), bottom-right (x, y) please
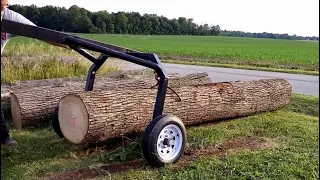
top-left (64, 36), bottom-right (163, 72)
top-left (85, 54), bottom-right (109, 91)
top-left (1, 19), bottom-right (169, 119)
top-left (1, 19), bottom-right (139, 54)
top-left (70, 45), bottom-right (99, 64)
top-left (70, 36), bottom-right (140, 54)
top-left (1, 19), bottom-right (67, 44)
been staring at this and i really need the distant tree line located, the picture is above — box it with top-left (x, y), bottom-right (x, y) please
top-left (221, 30), bottom-right (319, 41)
top-left (8, 4), bottom-right (319, 41)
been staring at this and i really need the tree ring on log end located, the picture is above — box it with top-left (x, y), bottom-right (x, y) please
top-left (58, 94), bottom-right (89, 144)
top-left (10, 93), bottom-right (22, 129)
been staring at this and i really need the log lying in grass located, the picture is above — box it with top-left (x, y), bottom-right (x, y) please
top-left (57, 78), bottom-right (292, 146)
top-left (9, 73), bottom-right (211, 129)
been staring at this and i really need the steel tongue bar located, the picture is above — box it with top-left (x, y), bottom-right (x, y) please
top-left (1, 19), bottom-right (68, 45)
top-left (1, 19), bottom-right (139, 53)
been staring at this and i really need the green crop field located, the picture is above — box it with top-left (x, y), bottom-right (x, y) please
top-left (3, 34), bottom-right (319, 74)
top-left (81, 34), bottom-right (318, 68)
top-left (1, 34), bottom-right (319, 179)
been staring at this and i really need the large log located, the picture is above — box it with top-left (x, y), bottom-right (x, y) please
top-left (9, 73), bottom-right (211, 129)
top-left (57, 78), bottom-right (292, 146)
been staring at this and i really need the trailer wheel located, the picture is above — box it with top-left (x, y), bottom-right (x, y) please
top-left (52, 106), bottom-right (64, 138)
top-left (142, 114), bottom-right (186, 167)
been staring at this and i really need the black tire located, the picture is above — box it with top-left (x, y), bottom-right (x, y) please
top-left (142, 114), bottom-right (187, 167)
top-left (52, 106), bottom-right (64, 138)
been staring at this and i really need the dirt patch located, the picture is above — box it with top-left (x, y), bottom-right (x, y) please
top-left (42, 159), bottom-right (146, 180)
top-left (185, 136), bottom-right (271, 157)
top-left (41, 136), bottom-right (275, 180)
top-left (174, 136), bottom-right (275, 171)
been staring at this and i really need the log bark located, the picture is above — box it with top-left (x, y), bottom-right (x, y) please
top-left (1, 69), bottom-right (185, 93)
top-left (1, 71), bottom-right (207, 105)
top-left (57, 78), bottom-right (292, 146)
top-left (9, 73), bottom-right (211, 129)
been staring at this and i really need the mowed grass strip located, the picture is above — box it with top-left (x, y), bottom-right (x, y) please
top-left (3, 35), bottom-right (319, 73)
top-left (1, 40), bottom-right (119, 83)
top-left (1, 57), bottom-right (119, 83)
top-left (1, 93), bottom-right (318, 180)
top-left (162, 60), bottom-right (319, 75)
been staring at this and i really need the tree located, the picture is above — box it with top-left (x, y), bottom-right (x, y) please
top-left (8, 4), bottom-right (317, 40)
top-left (95, 17), bottom-right (106, 33)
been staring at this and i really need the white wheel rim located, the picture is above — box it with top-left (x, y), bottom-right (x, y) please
top-left (156, 124), bottom-right (183, 161)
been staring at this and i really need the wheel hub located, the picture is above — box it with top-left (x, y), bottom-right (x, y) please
top-left (163, 138), bottom-right (170, 146)
top-left (156, 124), bottom-right (183, 161)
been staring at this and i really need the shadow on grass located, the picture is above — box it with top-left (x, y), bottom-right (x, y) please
top-left (284, 93), bottom-right (319, 117)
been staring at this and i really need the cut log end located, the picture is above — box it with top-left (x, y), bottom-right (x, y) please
top-left (58, 95), bottom-right (89, 144)
top-left (10, 93), bottom-right (22, 129)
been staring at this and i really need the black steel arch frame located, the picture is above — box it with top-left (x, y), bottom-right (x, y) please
top-left (1, 19), bottom-right (168, 119)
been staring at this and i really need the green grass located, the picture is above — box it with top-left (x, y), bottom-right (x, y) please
top-left (77, 35), bottom-right (318, 70)
top-left (1, 93), bottom-right (318, 180)
top-left (163, 59), bottom-right (319, 75)
top-left (284, 93), bottom-right (319, 117)
top-left (1, 40), bottom-right (118, 83)
top-left (1, 57), bottom-right (118, 83)
top-left (3, 35), bottom-right (319, 73)
top-left (1, 34), bottom-right (318, 179)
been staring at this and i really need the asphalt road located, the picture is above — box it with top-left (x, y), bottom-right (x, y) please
top-left (119, 61), bottom-right (319, 96)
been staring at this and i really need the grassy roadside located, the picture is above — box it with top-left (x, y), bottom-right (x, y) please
top-left (1, 57), bottom-right (119, 83)
top-left (162, 59), bottom-right (319, 76)
top-left (1, 93), bottom-right (318, 180)
top-left (2, 36), bottom-right (319, 76)
top-left (1, 44), bottom-right (120, 83)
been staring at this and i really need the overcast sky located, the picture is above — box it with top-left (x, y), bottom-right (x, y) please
top-left (8, 0), bottom-right (319, 36)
